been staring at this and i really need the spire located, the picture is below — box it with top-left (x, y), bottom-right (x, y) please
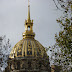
top-left (27, 0), bottom-right (30, 21)
top-left (23, 0), bottom-right (35, 39)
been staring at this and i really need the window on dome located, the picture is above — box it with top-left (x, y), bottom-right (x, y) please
top-left (27, 51), bottom-right (32, 55)
top-left (17, 51), bottom-right (22, 56)
top-left (24, 52), bottom-right (25, 56)
top-left (28, 26), bottom-right (30, 30)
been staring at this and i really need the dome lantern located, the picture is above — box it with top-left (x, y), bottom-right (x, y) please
top-left (23, 0), bottom-right (35, 39)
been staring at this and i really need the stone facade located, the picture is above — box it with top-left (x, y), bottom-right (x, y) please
top-left (5, 57), bottom-right (51, 72)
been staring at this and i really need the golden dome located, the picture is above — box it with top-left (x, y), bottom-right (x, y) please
top-left (6, 2), bottom-right (51, 72)
top-left (9, 1), bottom-right (47, 59)
top-left (9, 38), bottom-right (46, 58)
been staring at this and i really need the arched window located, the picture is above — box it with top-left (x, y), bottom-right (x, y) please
top-left (24, 52), bottom-right (25, 56)
top-left (28, 26), bottom-right (30, 30)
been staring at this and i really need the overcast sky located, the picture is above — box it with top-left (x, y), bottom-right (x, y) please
top-left (0, 0), bottom-right (62, 48)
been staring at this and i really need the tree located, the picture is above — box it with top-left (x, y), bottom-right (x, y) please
top-left (49, 0), bottom-right (72, 72)
top-left (0, 36), bottom-right (11, 72)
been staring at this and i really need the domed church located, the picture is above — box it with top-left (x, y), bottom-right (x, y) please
top-left (5, 1), bottom-right (51, 72)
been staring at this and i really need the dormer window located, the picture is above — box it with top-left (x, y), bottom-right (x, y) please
top-left (28, 26), bottom-right (30, 30)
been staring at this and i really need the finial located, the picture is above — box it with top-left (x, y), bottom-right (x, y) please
top-left (27, 0), bottom-right (30, 21)
top-left (28, 0), bottom-right (30, 7)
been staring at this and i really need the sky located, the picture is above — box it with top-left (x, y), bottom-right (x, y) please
top-left (0, 0), bottom-right (62, 48)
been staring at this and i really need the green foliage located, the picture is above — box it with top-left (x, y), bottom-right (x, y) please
top-left (50, 0), bottom-right (72, 72)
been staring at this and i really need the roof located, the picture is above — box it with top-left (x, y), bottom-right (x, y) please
top-left (9, 38), bottom-right (47, 59)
